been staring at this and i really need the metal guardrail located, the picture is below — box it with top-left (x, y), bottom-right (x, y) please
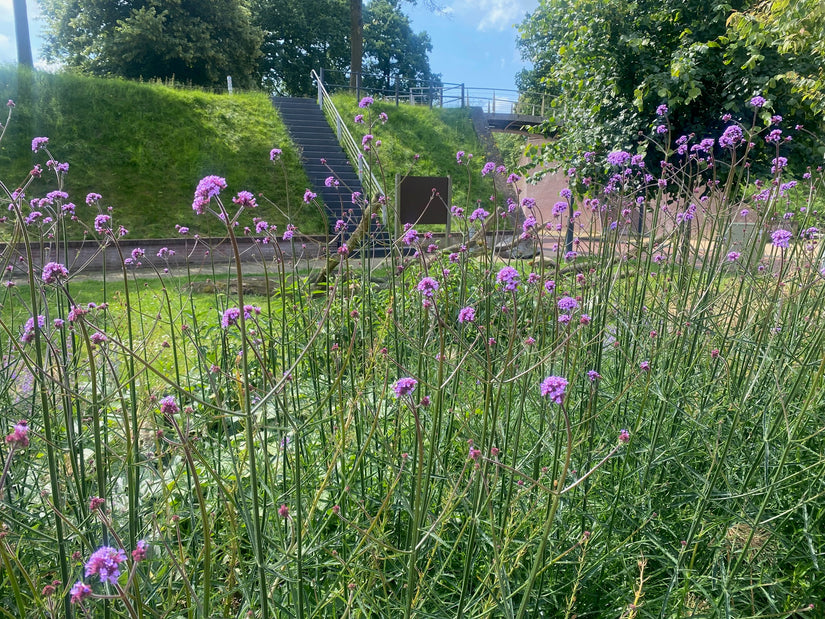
top-left (317, 69), bottom-right (552, 118)
top-left (311, 69), bottom-right (385, 203)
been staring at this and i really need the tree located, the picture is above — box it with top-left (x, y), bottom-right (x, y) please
top-left (40, 0), bottom-right (263, 89)
top-left (351, 0), bottom-right (364, 88)
top-left (727, 0), bottom-right (825, 114)
top-left (253, 0), bottom-right (350, 96)
top-left (517, 0), bottom-right (823, 165)
top-left (363, 0), bottom-right (437, 92)
top-left (12, 0), bottom-right (33, 67)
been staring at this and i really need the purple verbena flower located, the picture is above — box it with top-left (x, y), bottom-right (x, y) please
top-left (539, 375), bottom-right (568, 404)
top-left (5, 420), bottom-right (29, 448)
top-left (69, 582), bottom-right (92, 605)
top-left (771, 228), bottom-right (792, 249)
top-left (393, 377), bottom-right (418, 398)
top-left (31, 137), bottom-right (49, 152)
top-left (221, 307), bottom-right (241, 328)
top-left (42, 262), bottom-right (68, 284)
top-left (159, 396), bottom-right (179, 415)
top-left (358, 96), bottom-right (374, 108)
top-left (496, 266), bottom-right (520, 291)
top-left (84, 546), bottom-right (127, 584)
top-left (417, 277), bottom-right (439, 298)
top-left (458, 306), bottom-right (476, 323)
top-left (192, 175), bottom-right (227, 215)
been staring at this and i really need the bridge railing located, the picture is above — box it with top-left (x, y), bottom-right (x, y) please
top-left (311, 69), bottom-right (385, 202)
top-left (317, 69), bottom-right (552, 117)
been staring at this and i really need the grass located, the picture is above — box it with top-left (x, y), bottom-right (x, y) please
top-left (1, 85), bottom-right (824, 618)
top-left (0, 67), bottom-right (324, 237)
top-left (331, 93), bottom-right (497, 210)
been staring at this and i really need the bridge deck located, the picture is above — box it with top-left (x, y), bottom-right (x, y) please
top-left (485, 113), bottom-right (544, 132)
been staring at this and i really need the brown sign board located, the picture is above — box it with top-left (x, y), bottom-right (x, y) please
top-left (397, 175), bottom-right (451, 226)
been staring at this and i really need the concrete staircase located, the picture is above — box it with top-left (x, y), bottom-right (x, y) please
top-left (273, 96), bottom-right (386, 252)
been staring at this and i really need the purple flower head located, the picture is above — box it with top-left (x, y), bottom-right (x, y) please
top-left (270, 148), bottom-right (282, 161)
top-left (587, 370), bottom-right (601, 382)
top-left (557, 296), bottom-right (579, 311)
top-left (607, 151), bottom-right (632, 167)
top-left (539, 375), bottom-right (568, 405)
top-left (481, 161), bottom-right (496, 176)
top-left (456, 150), bottom-right (465, 163)
top-left (402, 227), bottom-right (418, 245)
top-left (5, 420), bottom-right (29, 448)
top-left (42, 261), bottom-right (68, 284)
top-left (656, 104), bottom-right (668, 116)
top-left (726, 251), bottom-right (741, 262)
top-left (70, 582), bottom-right (92, 605)
top-left (21, 315), bottom-right (46, 343)
top-left (303, 189), bottom-right (317, 203)
top-left (354, 114), bottom-right (364, 124)
top-left (749, 95), bottom-right (766, 108)
top-left (771, 228), bottom-right (792, 249)
top-left (771, 156), bottom-right (788, 174)
top-left (458, 306), bottom-right (476, 323)
top-left (522, 197), bottom-right (536, 210)
top-left (132, 540), bottom-right (148, 563)
top-left (619, 429), bottom-right (630, 444)
top-left (85, 546), bottom-right (127, 584)
top-left (94, 214), bottom-right (111, 233)
top-left (496, 266), bottom-right (520, 291)
top-left (233, 191), bottom-right (257, 208)
top-left (192, 175), bottom-right (227, 215)
top-left (469, 207), bottom-right (489, 222)
top-left (159, 396), bottom-right (179, 415)
top-left (31, 137), bottom-right (49, 152)
top-left (221, 307), bottom-right (241, 328)
top-left (639, 361), bottom-right (651, 371)
top-left (522, 216), bottom-right (536, 233)
top-left (718, 125), bottom-right (744, 149)
top-left (393, 377), bottom-right (418, 398)
top-left (358, 96), bottom-right (374, 108)
top-left (417, 277), bottom-right (439, 298)
top-left (379, 111), bottom-right (388, 123)
top-left (85, 192), bottom-right (102, 205)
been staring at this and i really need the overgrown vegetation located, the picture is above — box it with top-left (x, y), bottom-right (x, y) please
top-left (1, 88), bottom-right (825, 619)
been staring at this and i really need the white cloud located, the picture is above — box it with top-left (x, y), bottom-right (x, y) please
top-left (453, 0), bottom-right (538, 32)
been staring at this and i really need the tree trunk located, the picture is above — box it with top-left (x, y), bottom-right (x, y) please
top-left (349, 0), bottom-right (363, 88)
top-left (12, 0), bottom-right (33, 67)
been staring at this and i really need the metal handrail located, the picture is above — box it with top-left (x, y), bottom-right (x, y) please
top-left (311, 69), bottom-right (385, 203)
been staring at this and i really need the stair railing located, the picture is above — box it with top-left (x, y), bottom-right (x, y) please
top-left (312, 70), bottom-right (385, 204)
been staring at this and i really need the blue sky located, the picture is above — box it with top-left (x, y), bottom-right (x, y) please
top-left (0, 0), bottom-right (539, 94)
top-left (405, 0), bottom-right (539, 93)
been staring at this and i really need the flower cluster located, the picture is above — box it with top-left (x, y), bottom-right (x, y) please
top-left (540, 376), bottom-right (568, 405)
top-left (393, 377), bottom-right (418, 398)
top-left (192, 175), bottom-right (227, 215)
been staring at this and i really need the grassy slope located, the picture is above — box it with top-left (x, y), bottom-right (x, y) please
top-left (331, 93), bottom-right (496, 211)
top-left (0, 68), bottom-right (324, 237)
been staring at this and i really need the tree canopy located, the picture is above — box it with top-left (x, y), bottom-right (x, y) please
top-left (363, 0), bottom-right (437, 91)
top-left (518, 0), bottom-right (824, 166)
top-left (253, 0), bottom-right (350, 95)
top-left (254, 0), bottom-right (437, 96)
top-left (41, 0), bottom-right (263, 89)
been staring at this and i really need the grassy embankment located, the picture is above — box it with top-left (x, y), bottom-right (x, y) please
top-left (0, 67), bottom-right (321, 237)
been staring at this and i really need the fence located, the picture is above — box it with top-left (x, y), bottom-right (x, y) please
top-left (318, 69), bottom-right (551, 117)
